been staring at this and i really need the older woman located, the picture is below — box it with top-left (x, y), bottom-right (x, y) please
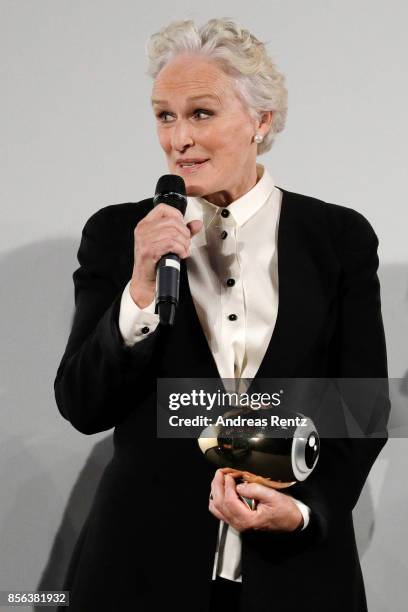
top-left (55, 18), bottom-right (389, 612)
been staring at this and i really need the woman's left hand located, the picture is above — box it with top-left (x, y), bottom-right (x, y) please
top-left (209, 469), bottom-right (303, 533)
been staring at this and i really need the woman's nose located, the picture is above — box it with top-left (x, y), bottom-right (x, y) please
top-left (171, 119), bottom-right (194, 151)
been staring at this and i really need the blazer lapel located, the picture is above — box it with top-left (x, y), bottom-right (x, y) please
top-left (249, 187), bottom-right (337, 383)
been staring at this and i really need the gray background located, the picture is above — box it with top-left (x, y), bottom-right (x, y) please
top-left (1, 1), bottom-right (407, 610)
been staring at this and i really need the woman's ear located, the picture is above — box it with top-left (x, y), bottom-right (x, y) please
top-left (258, 111), bottom-right (273, 136)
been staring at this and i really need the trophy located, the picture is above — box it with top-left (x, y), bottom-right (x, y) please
top-left (198, 404), bottom-right (319, 510)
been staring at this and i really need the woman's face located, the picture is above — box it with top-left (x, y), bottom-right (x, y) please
top-left (151, 53), bottom-right (269, 206)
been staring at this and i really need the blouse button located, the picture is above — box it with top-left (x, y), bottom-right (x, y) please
top-left (228, 314), bottom-right (238, 321)
top-left (226, 278), bottom-right (235, 287)
top-left (220, 231), bottom-right (228, 240)
top-left (141, 326), bottom-right (150, 334)
top-left (221, 209), bottom-right (230, 218)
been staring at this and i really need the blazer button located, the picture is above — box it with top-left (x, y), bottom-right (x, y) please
top-left (220, 231), bottom-right (228, 239)
top-left (221, 209), bottom-right (230, 218)
top-left (141, 326), bottom-right (150, 334)
top-left (226, 278), bottom-right (235, 287)
top-left (228, 314), bottom-right (238, 321)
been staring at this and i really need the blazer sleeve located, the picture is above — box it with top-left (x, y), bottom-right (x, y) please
top-left (286, 207), bottom-right (390, 546)
top-left (54, 206), bottom-right (161, 435)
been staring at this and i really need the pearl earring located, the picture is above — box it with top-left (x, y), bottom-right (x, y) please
top-left (254, 133), bottom-right (263, 144)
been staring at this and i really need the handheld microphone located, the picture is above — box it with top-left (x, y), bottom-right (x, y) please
top-left (153, 174), bottom-right (187, 326)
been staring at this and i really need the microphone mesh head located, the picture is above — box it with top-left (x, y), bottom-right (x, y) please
top-left (154, 174), bottom-right (187, 215)
top-left (155, 174), bottom-right (186, 197)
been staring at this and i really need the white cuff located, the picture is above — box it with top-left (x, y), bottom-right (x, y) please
top-left (291, 498), bottom-right (311, 531)
top-left (118, 280), bottom-right (159, 346)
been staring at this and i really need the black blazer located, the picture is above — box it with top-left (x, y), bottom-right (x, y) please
top-left (55, 187), bottom-right (389, 612)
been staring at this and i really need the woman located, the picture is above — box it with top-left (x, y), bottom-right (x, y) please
top-left (55, 18), bottom-right (389, 612)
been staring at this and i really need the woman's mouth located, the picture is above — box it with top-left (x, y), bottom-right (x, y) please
top-left (177, 160), bottom-right (209, 173)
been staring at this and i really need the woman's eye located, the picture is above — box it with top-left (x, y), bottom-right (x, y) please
top-left (193, 109), bottom-right (212, 119)
top-left (157, 109), bottom-right (212, 122)
top-left (157, 111), bottom-right (172, 122)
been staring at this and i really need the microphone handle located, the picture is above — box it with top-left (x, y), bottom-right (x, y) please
top-left (155, 252), bottom-right (181, 326)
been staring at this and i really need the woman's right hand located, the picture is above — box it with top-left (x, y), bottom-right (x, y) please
top-left (129, 203), bottom-right (203, 308)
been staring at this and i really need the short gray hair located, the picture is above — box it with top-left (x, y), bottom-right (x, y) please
top-left (145, 18), bottom-right (288, 155)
